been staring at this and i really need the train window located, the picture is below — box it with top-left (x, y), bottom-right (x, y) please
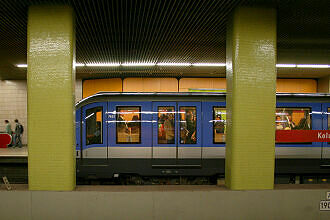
top-left (158, 107), bottom-right (175, 144)
top-left (179, 107), bottom-right (197, 144)
top-left (213, 107), bottom-right (226, 143)
top-left (116, 106), bottom-right (141, 144)
top-left (275, 108), bottom-right (311, 131)
top-left (85, 107), bottom-right (103, 145)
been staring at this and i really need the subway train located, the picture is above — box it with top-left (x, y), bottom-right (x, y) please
top-left (75, 92), bottom-right (330, 183)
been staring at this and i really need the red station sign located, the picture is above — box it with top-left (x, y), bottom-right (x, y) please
top-left (0, 133), bottom-right (12, 148)
top-left (276, 130), bottom-right (330, 143)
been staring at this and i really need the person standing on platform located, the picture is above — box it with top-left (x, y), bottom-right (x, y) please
top-left (13, 119), bottom-right (23, 148)
top-left (4, 120), bottom-right (13, 147)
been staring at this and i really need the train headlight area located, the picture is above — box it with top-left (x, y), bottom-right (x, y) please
top-left (1, 93), bottom-right (329, 185)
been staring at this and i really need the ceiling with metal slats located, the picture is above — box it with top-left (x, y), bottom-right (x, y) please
top-left (0, 0), bottom-right (329, 80)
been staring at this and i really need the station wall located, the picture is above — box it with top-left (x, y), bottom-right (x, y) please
top-left (123, 78), bottom-right (178, 92)
top-left (82, 78), bottom-right (122, 98)
top-left (318, 76), bottom-right (330, 93)
top-left (0, 80), bottom-right (27, 144)
top-left (82, 78), bottom-right (318, 97)
top-left (179, 78), bottom-right (226, 92)
top-left (276, 79), bottom-right (317, 93)
top-left (0, 79), bottom-right (82, 145)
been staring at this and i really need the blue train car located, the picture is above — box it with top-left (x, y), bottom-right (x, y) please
top-left (75, 92), bottom-right (330, 182)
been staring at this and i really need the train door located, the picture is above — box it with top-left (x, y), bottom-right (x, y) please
top-left (82, 102), bottom-right (108, 158)
top-left (152, 102), bottom-right (177, 166)
top-left (108, 102), bottom-right (152, 159)
top-left (321, 103), bottom-right (330, 160)
top-left (201, 102), bottom-right (226, 159)
top-left (177, 102), bottom-right (202, 166)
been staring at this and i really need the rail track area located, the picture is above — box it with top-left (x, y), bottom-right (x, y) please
top-left (1, 147), bottom-right (330, 185)
top-left (0, 147), bottom-right (28, 184)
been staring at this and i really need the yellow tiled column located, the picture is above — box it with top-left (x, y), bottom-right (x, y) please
top-left (225, 7), bottom-right (276, 190)
top-left (27, 6), bottom-right (75, 190)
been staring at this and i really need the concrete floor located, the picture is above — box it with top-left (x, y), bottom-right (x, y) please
top-left (2, 183), bottom-right (330, 191)
top-left (1, 184), bottom-right (330, 220)
top-left (0, 145), bottom-right (28, 157)
top-left (1, 145), bottom-right (329, 219)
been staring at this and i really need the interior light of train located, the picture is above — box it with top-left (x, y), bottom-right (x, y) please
top-left (86, 63), bottom-right (120, 67)
top-left (276, 64), bottom-right (296, 68)
top-left (122, 63), bottom-right (156, 66)
top-left (75, 63), bottom-right (85, 67)
top-left (157, 63), bottom-right (191, 66)
top-left (296, 64), bottom-right (329, 68)
top-left (192, 63), bottom-right (226, 66)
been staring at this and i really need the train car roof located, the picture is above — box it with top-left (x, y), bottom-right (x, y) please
top-left (76, 92), bottom-right (330, 107)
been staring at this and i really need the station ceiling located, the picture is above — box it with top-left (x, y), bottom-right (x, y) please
top-left (0, 0), bottom-right (329, 80)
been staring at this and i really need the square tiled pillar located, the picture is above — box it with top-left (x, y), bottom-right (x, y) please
top-left (225, 7), bottom-right (277, 190)
top-left (27, 5), bottom-right (75, 190)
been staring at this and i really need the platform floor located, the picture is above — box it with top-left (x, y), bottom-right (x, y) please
top-left (1, 184), bottom-right (330, 220)
top-left (1, 183), bottom-right (330, 191)
top-left (0, 145), bottom-right (28, 157)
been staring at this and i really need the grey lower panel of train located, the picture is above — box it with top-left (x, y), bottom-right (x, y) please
top-left (79, 146), bottom-right (328, 159)
top-left (80, 147), bottom-right (227, 159)
top-left (322, 147), bottom-right (330, 159)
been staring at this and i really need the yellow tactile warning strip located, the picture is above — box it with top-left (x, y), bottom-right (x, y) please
top-left (225, 7), bottom-right (277, 190)
top-left (27, 6), bottom-right (75, 191)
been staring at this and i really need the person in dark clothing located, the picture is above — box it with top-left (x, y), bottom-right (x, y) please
top-left (296, 118), bottom-right (310, 130)
top-left (13, 119), bottom-right (23, 148)
top-left (129, 115), bottom-right (140, 134)
top-left (214, 115), bottom-right (225, 134)
top-left (185, 111), bottom-right (196, 144)
top-left (164, 114), bottom-right (175, 144)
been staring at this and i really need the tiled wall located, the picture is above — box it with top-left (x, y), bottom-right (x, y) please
top-left (0, 80), bottom-right (27, 144)
top-left (0, 79), bottom-right (83, 145)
